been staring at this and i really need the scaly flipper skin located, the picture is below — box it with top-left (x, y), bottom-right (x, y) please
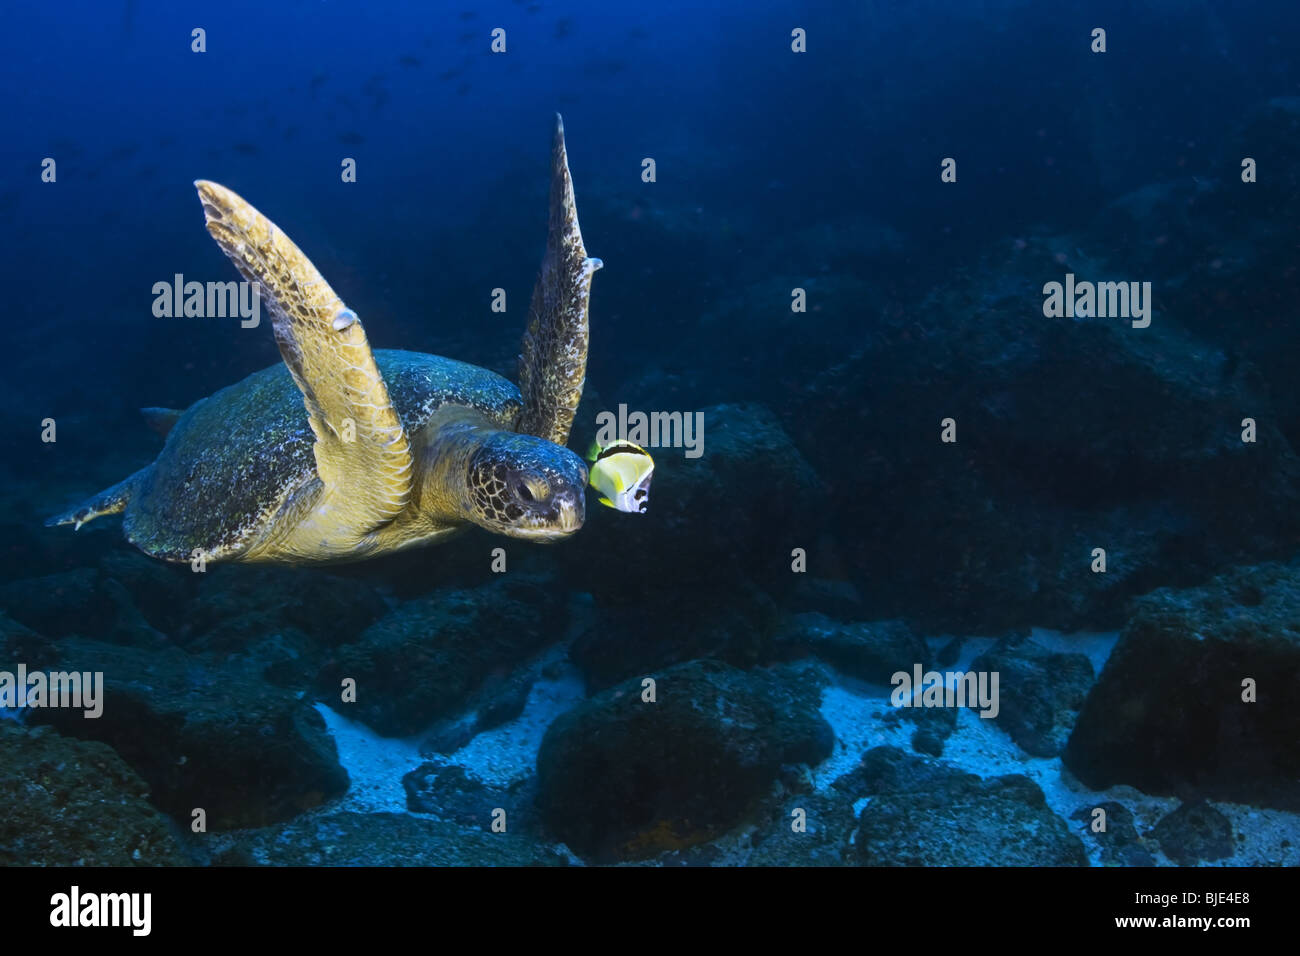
top-left (516, 114), bottom-right (602, 447)
top-left (44, 469), bottom-right (147, 530)
top-left (194, 180), bottom-right (413, 544)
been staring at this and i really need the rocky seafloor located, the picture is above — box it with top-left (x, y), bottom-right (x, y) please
top-left (2, 98), bottom-right (1299, 867)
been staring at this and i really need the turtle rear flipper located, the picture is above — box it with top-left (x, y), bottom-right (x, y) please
top-left (45, 468), bottom-right (147, 530)
top-left (516, 114), bottom-right (601, 446)
top-left (194, 180), bottom-right (413, 540)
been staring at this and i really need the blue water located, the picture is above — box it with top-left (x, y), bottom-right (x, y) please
top-left (2, 1), bottom-right (1299, 867)
top-left (5, 0), bottom-right (1294, 422)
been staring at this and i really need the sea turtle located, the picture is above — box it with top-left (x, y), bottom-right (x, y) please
top-left (47, 115), bottom-right (602, 564)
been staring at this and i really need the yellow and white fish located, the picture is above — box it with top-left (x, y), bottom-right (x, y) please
top-left (586, 440), bottom-right (653, 513)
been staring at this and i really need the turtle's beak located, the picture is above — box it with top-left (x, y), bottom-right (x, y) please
top-left (555, 495), bottom-right (583, 534)
top-left (506, 494), bottom-right (582, 541)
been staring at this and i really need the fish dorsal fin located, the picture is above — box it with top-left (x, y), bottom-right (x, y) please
top-left (140, 406), bottom-right (184, 438)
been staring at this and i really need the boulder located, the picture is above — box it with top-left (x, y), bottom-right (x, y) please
top-left (27, 637), bottom-right (348, 829)
top-left (0, 723), bottom-right (188, 865)
top-left (1069, 801), bottom-right (1156, 867)
top-left (971, 635), bottom-right (1094, 756)
top-left (848, 746), bottom-right (1086, 866)
top-left (314, 574), bottom-right (563, 736)
top-left (1064, 560), bottom-right (1300, 810)
top-left (1151, 802), bottom-right (1234, 866)
top-left (536, 660), bottom-right (833, 861)
top-left (774, 612), bottom-right (928, 684)
top-left (212, 810), bottom-right (568, 866)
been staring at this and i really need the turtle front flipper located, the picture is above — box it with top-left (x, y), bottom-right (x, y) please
top-left (194, 181), bottom-right (413, 539)
top-left (516, 114), bottom-right (602, 446)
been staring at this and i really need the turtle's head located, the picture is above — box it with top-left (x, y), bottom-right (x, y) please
top-left (465, 431), bottom-right (588, 541)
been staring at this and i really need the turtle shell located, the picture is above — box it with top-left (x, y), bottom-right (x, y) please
top-left (123, 349), bottom-right (522, 560)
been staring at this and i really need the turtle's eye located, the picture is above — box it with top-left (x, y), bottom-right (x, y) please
top-left (516, 478), bottom-right (549, 503)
